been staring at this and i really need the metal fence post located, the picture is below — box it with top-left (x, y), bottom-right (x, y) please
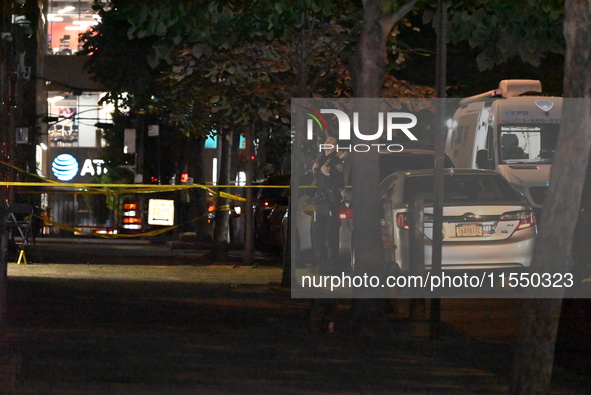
top-left (408, 197), bottom-right (425, 320)
top-left (0, 208), bottom-right (8, 329)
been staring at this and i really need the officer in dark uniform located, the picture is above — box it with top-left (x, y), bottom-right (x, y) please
top-left (310, 136), bottom-right (345, 275)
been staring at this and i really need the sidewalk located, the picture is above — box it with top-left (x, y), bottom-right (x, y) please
top-left (3, 240), bottom-right (590, 394)
top-left (20, 236), bottom-right (265, 265)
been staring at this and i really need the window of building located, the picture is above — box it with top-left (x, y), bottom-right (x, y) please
top-left (47, 92), bottom-right (113, 147)
top-left (47, 0), bottom-right (96, 55)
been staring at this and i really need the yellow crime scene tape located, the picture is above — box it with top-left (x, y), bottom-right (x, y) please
top-left (35, 213), bottom-right (212, 239)
top-left (1, 183), bottom-right (246, 239)
top-left (1, 159), bottom-right (290, 239)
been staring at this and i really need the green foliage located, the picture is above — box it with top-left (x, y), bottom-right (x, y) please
top-left (118, 0), bottom-right (362, 178)
top-left (93, 166), bottom-right (134, 185)
top-left (82, 0), bottom-right (458, 176)
top-left (424, 0), bottom-right (564, 71)
top-left (79, 1), bottom-right (160, 109)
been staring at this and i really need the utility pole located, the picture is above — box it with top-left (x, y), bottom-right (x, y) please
top-left (1, 0), bottom-right (37, 202)
top-left (431, 0), bottom-right (447, 339)
top-left (0, 0), bottom-right (15, 331)
top-left (242, 120), bottom-right (255, 266)
top-left (1, 0), bottom-right (16, 203)
top-left (1, 0), bottom-right (42, 328)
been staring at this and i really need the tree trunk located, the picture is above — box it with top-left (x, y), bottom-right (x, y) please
top-left (347, 0), bottom-right (420, 326)
top-left (183, 136), bottom-right (208, 240)
top-left (510, 1), bottom-right (591, 393)
top-left (351, 2), bottom-right (386, 98)
top-left (192, 136), bottom-right (208, 240)
top-left (211, 129), bottom-right (233, 262)
top-left (0, 210), bottom-right (7, 329)
top-left (348, 1), bottom-right (392, 324)
top-left (242, 121), bottom-right (255, 266)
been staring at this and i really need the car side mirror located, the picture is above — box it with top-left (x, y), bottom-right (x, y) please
top-left (476, 149), bottom-right (494, 169)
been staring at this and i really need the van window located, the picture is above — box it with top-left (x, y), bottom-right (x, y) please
top-left (498, 124), bottom-right (559, 164)
top-left (486, 125), bottom-right (494, 160)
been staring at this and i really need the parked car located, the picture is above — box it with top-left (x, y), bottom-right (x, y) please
top-left (379, 168), bottom-right (537, 274)
top-left (377, 148), bottom-right (455, 181)
top-left (292, 148), bottom-right (455, 271)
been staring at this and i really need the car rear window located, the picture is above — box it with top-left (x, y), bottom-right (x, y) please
top-left (403, 174), bottom-right (523, 205)
top-left (379, 152), bottom-right (454, 180)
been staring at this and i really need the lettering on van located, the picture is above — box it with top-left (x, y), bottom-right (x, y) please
top-left (501, 118), bottom-right (560, 124)
top-left (503, 111), bottom-right (529, 116)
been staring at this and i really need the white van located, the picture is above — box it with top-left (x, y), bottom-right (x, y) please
top-left (445, 79), bottom-right (561, 210)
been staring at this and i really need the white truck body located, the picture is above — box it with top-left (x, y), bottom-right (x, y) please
top-left (446, 80), bottom-right (561, 210)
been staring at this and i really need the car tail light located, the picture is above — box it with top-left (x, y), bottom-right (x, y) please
top-left (396, 213), bottom-right (410, 230)
top-left (339, 206), bottom-right (353, 220)
top-left (499, 210), bottom-right (536, 230)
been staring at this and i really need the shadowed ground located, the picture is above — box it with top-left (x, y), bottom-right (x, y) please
top-left (1, 244), bottom-right (589, 394)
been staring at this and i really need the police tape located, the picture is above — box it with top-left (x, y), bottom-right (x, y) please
top-left (36, 212), bottom-right (211, 239)
top-left (0, 159), bottom-right (60, 184)
top-left (0, 181), bottom-right (249, 202)
top-left (0, 181), bottom-right (289, 188)
top-left (1, 159), bottom-right (295, 204)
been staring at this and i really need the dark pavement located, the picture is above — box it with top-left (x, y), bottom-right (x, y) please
top-left (1, 238), bottom-right (590, 394)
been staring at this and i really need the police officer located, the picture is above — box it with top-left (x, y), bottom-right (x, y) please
top-left (311, 136), bottom-right (345, 275)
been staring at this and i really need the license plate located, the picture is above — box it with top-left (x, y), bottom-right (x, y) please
top-left (456, 224), bottom-right (483, 237)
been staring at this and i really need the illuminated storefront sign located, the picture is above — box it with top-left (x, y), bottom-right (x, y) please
top-left (49, 149), bottom-right (108, 182)
top-left (51, 153), bottom-right (79, 181)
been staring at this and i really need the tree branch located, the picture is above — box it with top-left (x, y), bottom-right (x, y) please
top-left (380, 0), bottom-right (419, 38)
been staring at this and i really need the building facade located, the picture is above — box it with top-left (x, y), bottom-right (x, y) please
top-left (2, 0), bottom-right (114, 231)
top-left (3, 0), bottom-right (246, 237)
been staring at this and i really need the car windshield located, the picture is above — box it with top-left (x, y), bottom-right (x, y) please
top-left (404, 173), bottom-right (523, 206)
top-left (498, 123), bottom-right (559, 164)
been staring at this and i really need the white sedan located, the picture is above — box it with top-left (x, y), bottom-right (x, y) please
top-left (380, 169), bottom-right (537, 274)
